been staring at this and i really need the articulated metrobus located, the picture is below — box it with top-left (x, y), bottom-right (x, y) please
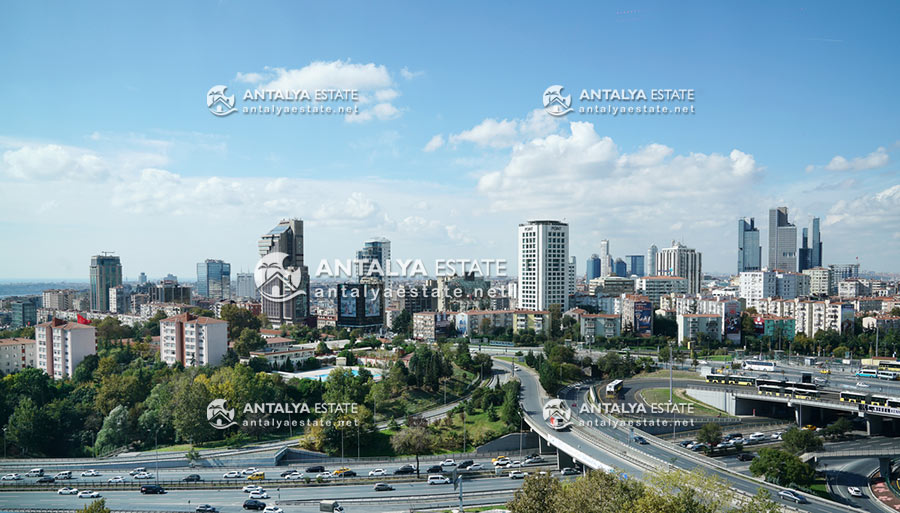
top-left (837, 391), bottom-right (900, 406)
top-left (877, 361), bottom-right (900, 373)
top-left (706, 374), bottom-right (757, 386)
top-left (742, 360), bottom-right (776, 372)
top-left (606, 379), bottom-right (624, 398)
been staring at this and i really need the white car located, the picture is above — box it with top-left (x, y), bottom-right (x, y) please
top-left (1, 473), bottom-right (22, 481)
top-left (58, 487), bottom-right (79, 495)
top-left (508, 460), bottom-right (523, 468)
top-left (78, 490), bottom-right (101, 498)
top-left (856, 382), bottom-right (870, 388)
top-left (427, 475), bottom-right (450, 485)
top-left (263, 507), bottom-right (283, 513)
top-left (524, 456), bottom-right (544, 464)
top-left (223, 471), bottom-right (241, 479)
top-left (368, 468), bottom-right (387, 477)
top-left (241, 467), bottom-right (259, 475)
top-left (249, 491), bottom-right (270, 499)
top-left (466, 463), bottom-right (484, 471)
top-left (284, 472), bottom-right (304, 480)
top-left (493, 457), bottom-right (511, 467)
top-left (509, 470), bottom-right (526, 479)
top-left (133, 472), bottom-right (153, 479)
top-left (441, 459), bottom-right (457, 468)
top-left (316, 472), bottom-right (332, 480)
top-left (848, 487), bottom-right (864, 497)
top-left (242, 484), bottom-right (264, 493)
top-left (81, 470), bottom-right (101, 477)
top-left (748, 432), bottom-right (766, 441)
top-left (107, 476), bottom-right (125, 484)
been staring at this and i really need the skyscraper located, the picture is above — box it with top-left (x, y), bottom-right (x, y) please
top-left (196, 259), bottom-right (231, 300)
top-left (614, 258), bottom-right (627, 277)
top-left (518, 220), bottom-right (572, 311)
top-left (768, 207), bottom-right (797, 272)
top-left (809, 217), bottom-right (822, 268)
top-left (656, 241), bottom-right (703, 294)
top-left (625, 255), bottom-right (645, 277)
top-left (737, 217), bottom-right (761, 273)
top-left (647, 245), bottom-right (658, 277)
top-left (90, 254), bottom-right (122, 312)
top-left (599, 239), bottom-right (611, 277)
top-left (236, 272), bottom-right (258, 299)
top-left (258, 219), bottom-right (311, 327)
top-left (356, 237), bottom-right (392, 291)
top-left (586, 254), bottom-right (602, 280)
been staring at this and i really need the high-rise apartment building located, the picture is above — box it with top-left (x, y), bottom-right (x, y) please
top-left (737, 217), bottom-right (761, 272)
top-left (768, 207), bottom-right (797, 272)
top-left (235, 272), bottom-right (258, 299)
top-left (599, 239), bottom-right (611, 277)
top-left (159, 313), bottom-right (228, 367)
top-left (11, 300), bottom-right (37, 328)
top-left (0, 338), bottom-right (36, 374)
top-left (625, 255), bottom-right (645, 277)
top-left (739, 271), bottom-right (776, 309)
top-left (90, 254), bottom-right (122, 312)
top-left (138, 272), bottom-right (147, 285)
top-left (356, 238), bottom-right (392, 292)
top-left (42, 289), bottom-right (77, 310)
top-left (803, 267), bottom-right (833, 296)
top-left (830, 263), bottom-right (860, 283)
top-left (197, 259), bottom-right (231, 300)
top-left (647, 244), bottom-right (658, 277)
top-left (798, 217), bottom-right (822, 272)
top-left (150, 280), bottom-right (192, 304)
top-left (656, 241), bottom-right (703, 294)
top-left (258, 219), bottom-right (311, 327)
top-left (35, 318), bottom-right (96, 380)
top-left (586, 254), bottom-right (602, 281)
top-left (613, 258), bottom-right (627, 277)
top-left (518, 220), bottom-right (572, 311)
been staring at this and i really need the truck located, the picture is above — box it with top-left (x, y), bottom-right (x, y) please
top-left (319, 500), bottom-right (344, 512)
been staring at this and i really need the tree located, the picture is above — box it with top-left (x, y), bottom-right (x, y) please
top-left (73, 354), bottom-right (100, 383)
top-left (780, 427), bottom-right (823, 455)
top-left (390, 426), bottom-right (433, 477)
top-left (7, 397), bottom-right (48, 456)
top-left (77, 498), bottom-right (111, 513)
top-left (220, 304), bottom-right (262, 340)
top-left (232, 328), bottom-right (266, 357)
top-left (697, 423), bottom-right (722, 451)
top-left (94, 405), bottom-right (132, 456)
top-left (171, 377), bottom-right (217, 443)
top-left (749, 448), bottom-right (814, 486)
top-left (823, 417), bottom-right (853, 439)
top-left (507, 473), bottom-right (563, 513)
top-left (391, 309), bottom-right (412, 334)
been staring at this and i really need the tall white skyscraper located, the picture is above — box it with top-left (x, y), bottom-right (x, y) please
top-left (647, 244), bottom-right (658, 277)
top-left (656, 241), bottom-right (702, 294)
top-left (235, 272), bottom-right (258, 299)
top-left (599, 239), bottom-right (611, 277)
top-left (518, 220), bottom-right (572, 311)
top-left (768, 207), bottom-right (797, 272)
top-left (357, 237), bottom-right (392, 293)
top-left (738, 217), bottom-right (761, 273)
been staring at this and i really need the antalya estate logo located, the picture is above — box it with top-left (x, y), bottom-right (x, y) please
top-left (207, 398), bottom-right (238, 429)
top-left (207, 85), bottom-right (237, 117)
top-left (542, 398), bottom-right (573, 429)
top-left (543, 85), bottom-right (573, 117)
top-left (255, 252), bottom-right (308, 303)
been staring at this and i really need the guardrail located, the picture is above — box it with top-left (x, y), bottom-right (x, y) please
top-left (0, 510), bottom-right (192, 513)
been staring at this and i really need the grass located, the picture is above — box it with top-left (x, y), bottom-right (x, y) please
top-left (705, 355), bottom-right (734, 361)
top-left (808, 478), bottom-right (831, 500)
top-left (636, 369), bottom-right (702, 380)
top-left (638, 387), bottom-right (732, 417)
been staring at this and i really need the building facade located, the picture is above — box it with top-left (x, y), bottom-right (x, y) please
top-left (0, 338), bottom-right (36, 374)
top-left (11, 300), bottom-right (37, 328)
top-left (90, 254), bottom-right (122, 312)
top-left (768, 207), bottom-right (797, 272)
top-left (737, 217), bottom-right (761, 273)
top-left (802, 267), bottom-right (833, 296)
top-left (197, 259), bottom-right (231, 300)
top-left (235, 272), bottom-right (258, 299)
top-left (636, 276), bottom-right (689, 306)
top-left (258, 219), bottom-right (311, 328)
top-left (35, 318), bottom-right (96, 379)
top-left (656, 241), bottom-right (702, 294)
top-left (517, 220), bottom-right (572, 311)
top-left (159, 313), bottom-right (228, 367)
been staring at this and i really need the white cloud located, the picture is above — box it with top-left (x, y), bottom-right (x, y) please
top-left (822, 146), bottom-right (890, 172)
top-left (446, 224), bottom-right (475, 245)
top-left (447, 109), bottom-right (560, 149)
top-left (260, 60), bottom-right (392, 91)
top-left (235, 72), bottom-right (265, 83)
top-left (1, 144), bottom-right (109, 181)
top-left (423, 134), bottom-right (445, 152)
top-left (375, 89), bottom-right (400, 102)
top-left (400, 67), bottom-right (424, 80)
top-left (347, 102), bottom-right (402, 124)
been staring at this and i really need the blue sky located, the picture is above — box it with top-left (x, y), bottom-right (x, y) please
top-left (1, 0), bottom-right (898, 280)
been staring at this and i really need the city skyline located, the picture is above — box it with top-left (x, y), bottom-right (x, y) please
top-left (2, 2), bottom-right (899, 279)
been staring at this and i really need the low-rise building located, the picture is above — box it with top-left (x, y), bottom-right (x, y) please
top-left (676, 313), bottom-right (721, 345)
top-left (247, 343), bottom-right (316, 367)
top-left (862, 315), bottom-right (900, 333)
top-left (580, 313), bottom-right (621, 340)
top-left (0, 337), bottom-right (36, 374)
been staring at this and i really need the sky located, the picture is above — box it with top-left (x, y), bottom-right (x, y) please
top-left (1, 1), bottom-right (899, 281)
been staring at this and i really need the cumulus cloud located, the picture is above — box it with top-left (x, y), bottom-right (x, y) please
top-left (446, 109), bottom-right (560, 149)
top-left (822, 146), bottom-right (890, 172)
top-left (400, 67), bottom-right (424, 80)
top-left (346, 102), bottom-right (401, 123)
top-left (423, 134), bottom-right (445, 152)
top-left (1, 144), bottom-right (108, 181)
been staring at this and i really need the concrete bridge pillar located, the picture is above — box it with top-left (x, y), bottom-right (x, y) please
top-left (539, 436), bottom-right (554, 455)
top-left (557, 449), bottom-right (575, 470)
top-left (868, 415), bottom-right (885, 436)
top-left (794, 404), bottom-right (805, 426)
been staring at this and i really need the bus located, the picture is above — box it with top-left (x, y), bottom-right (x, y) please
top-left (840, 391), bottom-right (870, 404)
top-left (606, 379), bottom-right (624, 398)
top-left (877, 361), bottom-right (900, 373)
top-left (877, 370), bottom-right (900, 381)
top-left (855, 368), bottom-right (878, 378)
top-left (742, 360), bottom-right (776, 372)
top-left (788, 382), bottom-right (820, 400)
top-left (706, 375), bottom-right (756, 387)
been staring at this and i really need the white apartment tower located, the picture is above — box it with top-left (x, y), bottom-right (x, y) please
top-left (656, 241), bottom-right (702, 294)
top-left (159, 313), bottom-right (228, 367)
top-left (35, 318), bottom-right (96, 380)
top-left (518, 220), bottom-right (572, 311)
top-left (647, 244), bottom-right (658, 277)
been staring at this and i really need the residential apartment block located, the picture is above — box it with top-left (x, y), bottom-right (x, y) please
top-left (159, 313), bottom-right (228, 367)
top-left (35, 318), bottom-right (97, 379)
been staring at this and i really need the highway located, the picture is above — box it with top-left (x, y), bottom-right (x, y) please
top-left (822, 458), bottom-right (883, 513)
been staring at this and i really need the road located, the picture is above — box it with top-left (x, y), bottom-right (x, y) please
top-left (822, 457), bottom-right (883, 513)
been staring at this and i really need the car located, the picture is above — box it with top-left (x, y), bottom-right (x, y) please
top-left (426, 465), bottom-right (444, 473)
top-left (316, 472), bottom-right (332, 480)
top-left (820, 369), bottom-right (831, 374)
top-left (466, 463), bottom-right (484, 471)
top-left (243, 499), bottom-right (266, 511)
top-left (690, 443), bottom-right (708, 452)
top-left (37, 476), bottom-right (56, 483)
top-left (802, 424), bottom-right (817, 431)
top-left (814, 377), bottom-right (827, 384)
top-left (107, 476), bottom-right (125, 484)
top-left (334, 469), bottom-right (356, 477)
top-left (716, 441), bottom-right (733, 449)
top-left (727, 433), bottom-right (743, 440)
top-left (848, 487), bottom-right (864, 497)
top-left (491, 455), bottom-right (509, 463)
top-left (393, 465), bottom-right (415, 475)
top-left (140, 485), bottom-right (166, 494)
top-left (58, 487), bottom-right (79, 495)
top-left (81, 470), bottom-right (101, 477)
top-left (778, 490), bottom-right (807, 503)
top-left (196, 505), bottom-right (219, 513)
top-left (243, 485), bottom-right (264, 493)
top-left (373, 482), bottom-right (394, 491)
top-left (129, 467), bottom-right (146, 476)
top-left (736, 453), bottom-right (756, 462)
top-left (249, 491), bottom-right (269, 499)
top-left (263, 507), bottom-right (282, 513)
top-left (183, 474), bottom-right (202, 482)
top-left (525, 455), bottom-right (544, 464)
top-left (509, 460), bottom-right (523, 468)
top-left (441, 458), bottom-right (457, 468)
top-left (509, 470), bottom-right (526, 479)
top-left (134, 472), bottom-right (153, 479)
top-left (305, 465), bottom-right (325, 473)
top-left (25, 468), bottom-right (44, 477)
top-left (493, 457), bottom-right (511, 467)
top-left (1, 473), bottom-right (22, 481)
top-left (856, 382), bottom-right (870, 388)
top-left (427, 475), bottom-right (451, 485)
top-left (458, 459), bottom-right (474, 469)
top-left (224, 471), bottom-right (241, 479)
top-left (678, 440), bottom-right (693, 448)
top-left (731, 438), bottom-right (746, 446)
top-left (284, 472), bottom-right (305, 480)
top-left (246, 472), bottom-right (265, 481)
top-left (78, 490), bottom-right (101, 498)
top-left (241, 468), bottom-right (259, 475)
top-left (369, 468), bottom-right (387, 477)
top-left (633, 436), bottom-right (649, 445)
top-left (560, 467), bottom-right (580, 475)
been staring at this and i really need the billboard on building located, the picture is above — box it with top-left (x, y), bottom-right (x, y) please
top-left (364, 285), bottom-right (382, 317)
top-left (840, 303), bottom-right (855, 334)
top-left (753, 315), bottom-right (765, 334)
top-left (634, 301), bottom-right (652, 336)
top-left (724, 301), bottom-right (741, 340)
top-left (339, 291), bottom-right (357, 317)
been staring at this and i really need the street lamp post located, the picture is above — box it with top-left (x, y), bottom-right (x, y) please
top-left (147, 427), bottom-right (160, 485)
top-left (2, 426), bottom-right (7, 459)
